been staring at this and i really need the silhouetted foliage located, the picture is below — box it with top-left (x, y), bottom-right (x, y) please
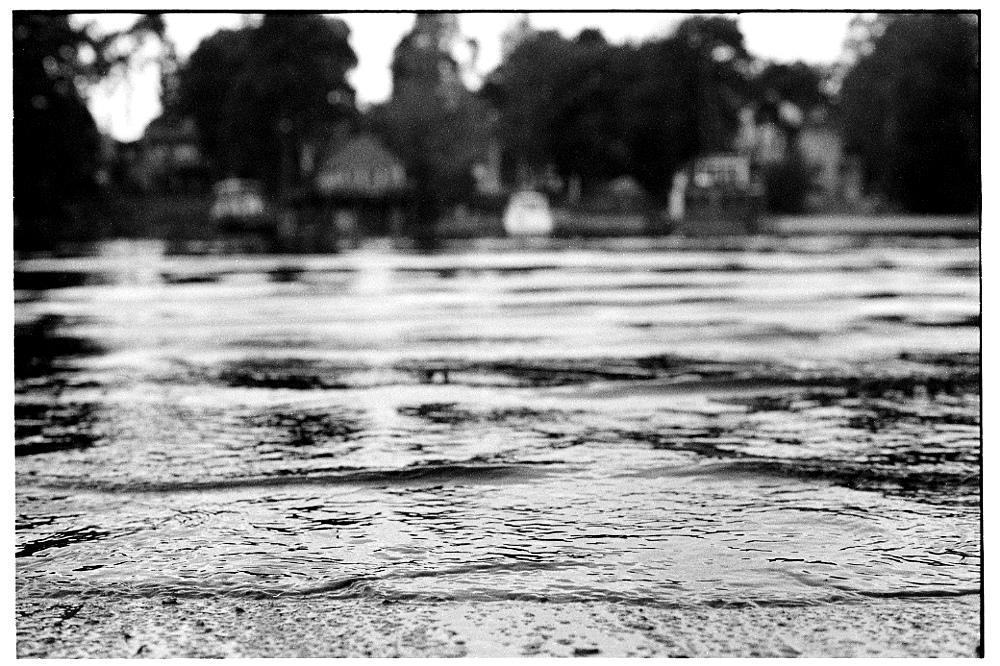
top-left (672, 15), bottom-right (752, 149)
top-left (548, 30), bottom-right (627, 188)
top-left (481, 30), bottom-right (574, 186)
top-left (762, 150), bottom-right (816, 214)
top-left (484, 16), bottom-right (752, 204)
top-left (753, 61), bottom-right (830, 118)
top-left (623, 16), bottom-right (752, 203)
top-left (173, 14), bottom-right (358, 195)
top-left (13, 12), bottom-right (168, 250)
top-left (839, 13), bottom-right (979, 214)
top-left (172, 28), bottom-right (252, 177)
top-left (748, 61), bottom-right (830, 214)
top-left (14, 14), bottom-right (100, 250)
top-left (368, 14), bottom-right (491, 246)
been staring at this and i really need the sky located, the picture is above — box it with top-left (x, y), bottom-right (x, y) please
top-left (76, 11), bottom-right (858, 142)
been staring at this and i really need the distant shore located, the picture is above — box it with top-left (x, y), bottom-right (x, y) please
top-left (763, 214), bottom-right (979, 237)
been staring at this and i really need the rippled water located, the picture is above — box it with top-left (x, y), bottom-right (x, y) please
top-left (15, 237), bottom-right (981, 610)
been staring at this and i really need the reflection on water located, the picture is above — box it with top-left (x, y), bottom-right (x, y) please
top-left (15, 237), bottom-right (980, 610)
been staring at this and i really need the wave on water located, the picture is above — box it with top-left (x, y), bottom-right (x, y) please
top-left (15, 245), bottom-right (981, 630)
top-left (36, 461), bottom-right (552, 494)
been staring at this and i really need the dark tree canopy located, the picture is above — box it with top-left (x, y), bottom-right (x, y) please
top-left (547, 30), bottom-right (625, 187)
top-left (620, 37), bottom-right (703, 202)
top-left (369, 13), bottom-right (491, 245)
top-left (484, 15), bottom-right (753, 204)
top-left (753, 61), bottom-right (831, 118)
top-left (390, 12), bottom-right (461, 99)
top-left (14, 14), bottom-right (100, 231)
top-left (13, 12), bottom-right (169, 250)
top-left (838, 13), bottom-right (979, 214)
top-left (172, 27), bottom-right (252, 175)
top-left (481, 30), bottom-right (575, 185)
top-left (172, 14), bottom-right (358, 194)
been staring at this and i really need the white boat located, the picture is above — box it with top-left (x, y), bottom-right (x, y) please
top-left (503, 190), bottom-right (554, 237)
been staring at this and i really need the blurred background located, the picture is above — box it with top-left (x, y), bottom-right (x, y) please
top-left (13, 11), bottom-right (980, 255)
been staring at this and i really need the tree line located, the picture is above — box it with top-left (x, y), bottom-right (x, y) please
top-left (14, 13), bottom-right (170, 249)
top-left (838, 13), bottom-right (979, 214)
top-left (13, 12), bottom-right (979, 251)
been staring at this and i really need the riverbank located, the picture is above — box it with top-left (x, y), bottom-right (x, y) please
top-left (763, 213), bottom-right (979, 237)
top-left (16, 594), bottom-right (981, 658)
top-left (15, 208), bottom-right (979, 259)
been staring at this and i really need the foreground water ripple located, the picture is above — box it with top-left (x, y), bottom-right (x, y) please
top-left (16, 239), bottom-right (980, 610)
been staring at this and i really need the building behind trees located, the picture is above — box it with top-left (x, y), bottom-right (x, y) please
top-left (13, 11), bottom-right (980, 254)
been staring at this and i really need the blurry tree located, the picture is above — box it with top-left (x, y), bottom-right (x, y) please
top-left (838, 13), bottom-right (979, 213)
top-left (13, 12), bottom-right (171, 251)
top-left (606, 15), bottom-right (752, 203)
top-left (481, 29), bottom-right (576, 187)
top-left (761, 150), bottom-right (817, 214)
top-left (171, 28), bottom-right (252, 178)
top-left (368, 92), bottom-right (491, 247)
top-left (172, 14), bottom-right (358, 195)
top-left (484, 28), bottom-right (640, 197)
top-left (614, 37), bottom-right (701, 203)
top-left (368, 13), bottom-right (491, 247)
top-left (673, 15), bottom-right (752, 152)
top-left (748, 61), bottom-right (831, 214)
top-left (547, 29), bottom-right (631, 191)
top-left (14, 13), bottom-right (101, 249)
top-left (752, 61), bottom-right (831, 117)
top-left (484, 15), bottom-right (753, 205)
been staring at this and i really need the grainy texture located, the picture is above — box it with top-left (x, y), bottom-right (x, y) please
top-left (16, 596), bottom-right (981, 658)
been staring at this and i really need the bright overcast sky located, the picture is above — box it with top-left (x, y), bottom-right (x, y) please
top-left (77, 11), bottom-right (858, 141)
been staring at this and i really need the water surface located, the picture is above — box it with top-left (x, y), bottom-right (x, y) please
top-left (15, 237), bottom-right (981, 609)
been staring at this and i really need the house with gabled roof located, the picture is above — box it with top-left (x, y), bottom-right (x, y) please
top-left (297, 133), bottom-right (411, 247)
